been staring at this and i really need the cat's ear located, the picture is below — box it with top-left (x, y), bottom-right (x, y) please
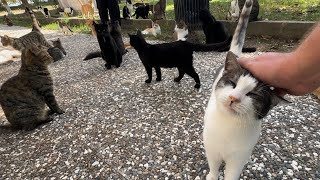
top-left (28, 44), bottom-right (41, 56)
top-left (270, 92), bottom-right (291, 108)
top-left (136, 30), bottom-right (142, 36)
top-left (224, 51), bottom-right (241, 73)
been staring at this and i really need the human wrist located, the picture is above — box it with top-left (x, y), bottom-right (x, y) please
top-left (285, 50), bottom-right (320, 95)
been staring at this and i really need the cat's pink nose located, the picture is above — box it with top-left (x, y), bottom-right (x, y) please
top-left (229, 95), bottom-right (240, 103)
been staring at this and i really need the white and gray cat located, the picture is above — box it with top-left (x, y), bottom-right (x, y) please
top-left (203, 0), bottom-right (286, 179)
top-left (173, 20), bottom-right (188, 41)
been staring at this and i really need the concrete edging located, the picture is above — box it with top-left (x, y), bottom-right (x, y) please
top-left (221, 20), bottom-right (316, 40)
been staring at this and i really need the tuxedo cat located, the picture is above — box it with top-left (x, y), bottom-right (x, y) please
top-left (173, 20), bottom-right (188, 41)
top-left (129, 30), bottom-right (232, 89)
top-left (133, 4), bottom-right (149, 19)
top-left (37, 6), bottom-right (50, 18)
top-left (203, 0), bottom-right (286, 179)
top-left (199, 9), bottom-right (256, 52)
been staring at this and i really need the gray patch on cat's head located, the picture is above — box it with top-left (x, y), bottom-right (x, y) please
top-left (176, 20), bottom-right (187, 29)
top-left (52, 38), bottom-right (66, 55)
top-left (216, 51), bottom-right (284, 119)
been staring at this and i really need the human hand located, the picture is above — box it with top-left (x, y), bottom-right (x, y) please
top-left (239, 52), bottom-right (316, 96)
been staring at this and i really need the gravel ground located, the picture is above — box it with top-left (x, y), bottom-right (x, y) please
top-left (0, 25), bottom-right (319, 179)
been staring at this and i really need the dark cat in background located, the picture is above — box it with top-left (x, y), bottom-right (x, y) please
top-left (153, 0), bottom-right (166, 20)
top-left (84, 21), bottom-right (122, 69)
top-left (133, 4), bottom-right (149, 19)
top-left (199, 9), bottom-right (256, 52)
top-left (238, 0), bottom-right (259, 21)
top-left (48, 38), bottom-right (67, 62)
top-left (0, 44), bottom-right (64, 131)
top-left (129, 30), bottom-right (232, 89)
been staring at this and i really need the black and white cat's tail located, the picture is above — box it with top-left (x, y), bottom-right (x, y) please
top-left (26, 7), bottom-right (42, 32)
top-left (191, 36), bottom-right (233, 52)
top-left (229, 0), bottom-right (253, 57)
top-left (83, 51), bottom-right (102, 60)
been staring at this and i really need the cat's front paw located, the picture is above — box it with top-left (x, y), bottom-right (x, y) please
top-left (116, 64), bottom-right (120, 68)
top-left (105, 64), bottom-right (112, 69)
top-left (145, 79), bottom-right (152, 83)
top-left (156, 77), bottom-right (161, 81)
top-left (206, 173), bottom-right (216, 180)
top-left (194, 83), bottom-right (201, 89)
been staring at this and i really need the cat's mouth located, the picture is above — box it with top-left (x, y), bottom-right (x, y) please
top-left (224, 102), bottom-right (240, 114)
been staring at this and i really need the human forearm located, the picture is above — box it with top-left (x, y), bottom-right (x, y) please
top-left (286, 23), bottom-right (320, 94)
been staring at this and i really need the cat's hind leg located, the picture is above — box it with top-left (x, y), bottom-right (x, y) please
top-left (144, 65), bottom-right (152, 83)
top-left (155, 67), bottom-right (161, 81)
top-left (174, 68), bottom-right (185, 82)
top-left (183, 66), bottom-right (201, 89)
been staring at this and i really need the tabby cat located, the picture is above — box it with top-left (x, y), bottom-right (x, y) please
top-left (57, 21), bottom-right (73, 36)
top-left (203, 1), bottom-right (285, 179)
top-left (3, 15), bottom-right (13, 26)
top-left (1, 34), bottom-right (66, 59)
top-left (48, 38), bottom-right (67, 61)
top-left (26, 7), bottom-right (42, 32)
top-left (1, 32), bottom-right (52, 52)
top-left (0, 44), bottom-right (64, 131)
top-left (199, 9), bottom-right (256, 52)
top-left (84, 21), bottom-right (122, 69)
top-left (129, 30), bottom-right (232, 89)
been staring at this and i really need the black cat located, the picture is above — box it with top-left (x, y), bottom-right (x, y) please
top-left (122, 5), bottom-right (131, 19)
top-left (84, 21), bottom-right (126, 63)
top-left (84, 21), bottom-right (122, 69)
top-left (133, 4), bottom-right (149, 19)
top-left (129, 30), bottom-right (232, 89)
top-left (199, 9), bottom-right (256, 52)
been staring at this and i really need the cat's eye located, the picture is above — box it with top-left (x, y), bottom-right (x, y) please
top-left (229, 80), bottom-right (236, 88)
top-left (247, 92), bottom-right (259, 97)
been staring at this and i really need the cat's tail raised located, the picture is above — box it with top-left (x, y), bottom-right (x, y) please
top-left (26, 7), bottom-right (42, 32)
top-left (191, 36), bottom-right (232, 52)
top-left (83, 51), bottom-right (102, 60)
top-left (229, 0), bottom-right (253, 57)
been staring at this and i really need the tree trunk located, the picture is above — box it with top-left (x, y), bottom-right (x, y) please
top-left (1, 0), bottom-right (13, 15)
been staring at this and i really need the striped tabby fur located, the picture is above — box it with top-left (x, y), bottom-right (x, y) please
top-left (1, 32), bottom-right (53, 52)
top-left (0, 44), bottom-right (64, 131)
